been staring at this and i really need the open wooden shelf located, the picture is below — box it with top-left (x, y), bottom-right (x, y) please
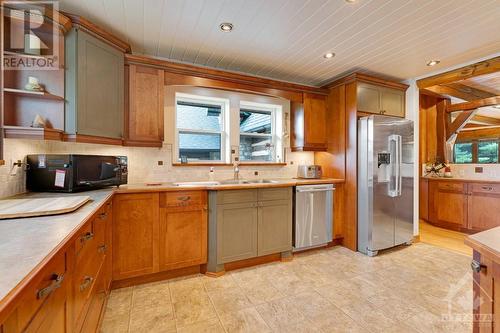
top-left (4, 88), bottom-right (64, 101)
top-left (3, 126), bottom-right (64, 141)
top-left (3, 51), bottom-right (51, 60)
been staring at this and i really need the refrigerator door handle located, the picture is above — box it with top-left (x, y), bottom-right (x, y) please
top-left (388, 134), bottom-right (402, 197)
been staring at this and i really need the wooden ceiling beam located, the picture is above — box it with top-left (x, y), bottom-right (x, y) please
top-left (471, 115), bottom-right (500, 126)
top-left (446, 96), bottom-right (500, 112)
top-left (417, 56), bottom-right (500, 89)
top-left (447, 109), bottom-right (477, 140)
top-left (427, 83), bottom-right (496, 101)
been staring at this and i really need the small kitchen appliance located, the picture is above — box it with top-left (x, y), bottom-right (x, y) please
top-left (297, 165), bottom-right (322, 179)
top-left (27, 154), bottom-right (128, 192)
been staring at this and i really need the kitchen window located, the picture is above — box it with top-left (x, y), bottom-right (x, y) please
top-left (239, 102), bottom-right (282, 162)
top-left (454, 140), bottom-right (499, 164)
top-left (175, 94), bottom-right (229, 163)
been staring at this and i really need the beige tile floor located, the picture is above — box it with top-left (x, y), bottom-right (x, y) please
top-left (101, 243), bottom-right (473, 333)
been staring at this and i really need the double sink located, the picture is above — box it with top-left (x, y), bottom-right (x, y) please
top-left (173, 179), bottom-right (279, 187)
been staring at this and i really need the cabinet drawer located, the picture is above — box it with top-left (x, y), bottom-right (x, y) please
top-left (80, 265), bottom-right (107, 333)
top-left (258, 188), bottom-right (291, 201)
top-left (73, 219), bottom-right (106, 326)
top-left (216, 189), bottom-right (258, 205)
top-left (160, 191), bottom-right (206, 208)
top-left (14, 253), bottom-right (66, 332)
top-left (469, 183), bottom-right (500, 194)
top-left (438, 182), bottom-right (465, 193)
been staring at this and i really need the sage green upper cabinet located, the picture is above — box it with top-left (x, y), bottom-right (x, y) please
top-left (357, 82), bottom-right (406, 117)
top-left (65, 28), bottom-right (124, 139)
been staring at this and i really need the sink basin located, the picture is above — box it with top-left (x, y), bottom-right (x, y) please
top-left (219, 179), bottom-right (279, 185)
top-left (173, 181), bottom-right (220, 187)
top-left (246, 179), bottom-right (279, 184)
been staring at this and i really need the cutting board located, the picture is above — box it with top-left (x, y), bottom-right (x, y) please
top-left (0, 196), bottom-right (91, 219)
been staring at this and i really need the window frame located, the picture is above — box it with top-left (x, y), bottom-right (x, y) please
top-left (174, 93), bottom-right (230, 164)
top-left (238, 101), bottom-right (283, 163)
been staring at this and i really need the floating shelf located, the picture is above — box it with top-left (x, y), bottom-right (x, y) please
top-left (3, 126), bottom-right (64, 141)
top-left (3, 88), bottom-right (64, 101)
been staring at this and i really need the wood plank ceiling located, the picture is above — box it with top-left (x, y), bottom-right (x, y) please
top-left (59, 0), bottom-right (500, 87)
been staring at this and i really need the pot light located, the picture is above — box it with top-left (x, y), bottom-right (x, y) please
top-left (345, 0), bottom-right (356, 2)
top-left (426, 60), bottom-right (440, 67)
top-left (219, 23), bottom-right (233, 32)
top-left (324, 52), bottom-right (335, 59)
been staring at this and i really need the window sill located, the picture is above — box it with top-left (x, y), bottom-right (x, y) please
top-left (239, 162), bottom-right (287, 166)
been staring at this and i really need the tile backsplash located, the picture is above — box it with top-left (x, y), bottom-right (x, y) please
top-left (0, 139), bottom-right (315, 198)
top-left (448, 163), bottom-right (500, 180)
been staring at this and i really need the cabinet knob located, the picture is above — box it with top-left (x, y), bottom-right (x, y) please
top-left (37, 273), bottom-right (64, 299)
top-left (99, 212), bottom-right (107, 219)
top-left (80, 232), bottom-right (94, 243)
top-left (98, 244), bottom-right (108, 253)
top-left (80, 276), bottom-right (94, 291)
top-left (471, 260), bottom-right (486, 273)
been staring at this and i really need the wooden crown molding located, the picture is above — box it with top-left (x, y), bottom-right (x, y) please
top-left (124, 54), bottom-right (328, 96)
top-left (61, 12), bottom-right (131, 53)
top-left (417, 56), bottom-right (500, 89)
top-left (321, 72), bottom-right (409, 91)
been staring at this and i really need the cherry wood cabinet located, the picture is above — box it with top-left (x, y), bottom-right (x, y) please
top-left (424, 179), bottom-right (500, 233)
top-left (428, 180), bottom-right (468, 230)
top-left (124, 64), bottom-right (165, 147)
top-left (0, 198), bottom-right (113, 333)
top-left (159, 192), bottom-right (208, 271)
top-left (467, 183), bottom-right (500, 232)
top-left (112, 193), bottom-right (159, 280)
top-left (291, 93), bottom-right (327, 151)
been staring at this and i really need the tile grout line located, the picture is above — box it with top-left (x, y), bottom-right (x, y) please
top-left (203, 276), bottom-right (229, 333)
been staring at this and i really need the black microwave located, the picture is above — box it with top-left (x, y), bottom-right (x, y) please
top-left (26, 154), bottom-right (128, 192)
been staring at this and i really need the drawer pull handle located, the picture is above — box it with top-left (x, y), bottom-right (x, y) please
top-left (99, 212), bottom-right (107, 219)
top-left (471, 260), bottom-right (486, 273)
top-left (481, 186), bottom-right (493, 191)
top-left (178, 196), bottom-right (191, 201)
top-left (37, 274), bottom-right (64, 299)
top-left (80, 232), bottom-right (94, 243)
top-left (80, 276), bottom-right (94, 291)
top-left (98, 244), bottom-right (108, 253)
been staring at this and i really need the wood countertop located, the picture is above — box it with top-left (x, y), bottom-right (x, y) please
top-left (422, 176), bottom-right (500, 184)
top-left (465, 227), bottom-right (500, 262)
top-left (116, 178), bottom-right (344, 193)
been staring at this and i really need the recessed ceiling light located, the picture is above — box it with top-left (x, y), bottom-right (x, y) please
top-left (324, 52), bottom-right (335, 59)
top-left (219, 23), bottom-right (233, 32)
top-left (494, 105), bottom-right (500, 109)
top-left (345, 0), bottom-right (356, 3)
top-left (426, 60), bottom-right (440, 66)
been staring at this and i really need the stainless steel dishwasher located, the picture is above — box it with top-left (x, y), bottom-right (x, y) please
top-left (293, 184), bottom-right (334, 251)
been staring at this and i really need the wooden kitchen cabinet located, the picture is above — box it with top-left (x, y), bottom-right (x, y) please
top-left (1, 251), bottom-right (68, 333)
top-left (468, 183), bottom-right (500, 232)
top-left (428, 181), bottom-right (468, 230)
top-left (423, 179), bottom-right (500, 233)
top-left (258, 199), bottom-right (292, 256)
top-left (217, 202), bottom-right (259, 263)
top-left (357, 82), bottom-right (405, 117)
top-left (159, 192), bottom-right (207, 271)
top-left (124, 64), bottom-right (165, 147)
top-left (65, 27), bottom-right (124, 141)
top-left (291, 93), bottom-right (327, 151)
top-left (112, 193), bottom-right (159, 280)
top-left (208, 188), bottom-right (292, 273)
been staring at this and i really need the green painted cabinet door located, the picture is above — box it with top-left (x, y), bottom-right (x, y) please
top-left (65, 28), bottom-right (124, 138)
top-left (257, 199), bottom-right (292, 256)
top-left (216, 202), bottom-right (258, 263)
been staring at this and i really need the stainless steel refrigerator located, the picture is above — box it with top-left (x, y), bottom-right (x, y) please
top-left (358, 115), bottom-right (414, 256)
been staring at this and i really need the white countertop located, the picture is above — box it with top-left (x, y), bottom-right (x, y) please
top-left (0, 189), bottom-right (114, 306)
